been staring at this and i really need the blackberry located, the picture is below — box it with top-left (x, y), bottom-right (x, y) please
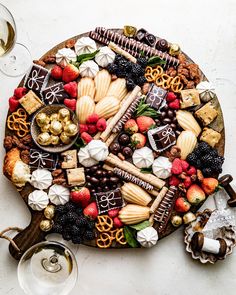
top-left (136, 57), bottom-right (148, 68)
top-left (66, 211), bottom-right (78, 223)
top-left (114, 54), bottom-right (124, 64)
top-left (55, 205), bottom-right (65, 215)
top-left (116, 67), bottom-right (126, 78)
top-left (198, 142), bottom-right (211, 155)
top-left (186, 153), bottom-right (198, 165)
top-left (72, 236), bottom-right (82, 244)
top-left (75, 207), bottom-right (83, 216)
top-left (202, 167), bottom-right (213, 177)
top-left (83, 230), bottom-right (95, 241)
top-left (76, 216), bottom-right (88, 228)
top-left (201, 154), bottom-right (213, 166)
top-left (64, 202), bottom-right (76, 212)
top-left (136, 75), bottom-right (147, 86)
top-left (218, 155), bottom-right (225, 164)
top-left (87, 220), bottom-right (95, 230)
top-left (107, 63), bottom-right (118, 74)
top-left (56, 214), bottom-right (67, 225)
top-left (209, 148), bottom-right (218, 157)
top-left (126, 79), bottom-right (136, 91)
top-left (71, 225), bottom-right (81, 237)
top-left (195, 159), bottom-right (202, 168)
top-left (62, 231), bottom-right (71, 241)
top-left (131, 63), bottom-right (145, 77)
top-left (52, 224), bottom-right (63, 234)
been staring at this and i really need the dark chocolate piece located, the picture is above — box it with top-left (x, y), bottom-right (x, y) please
top-left (24, 64), bottom-right (50, 93)
top-left (41, 82), bottom-right (68, 104)
top-left (154, 186), bottom-right (177, 234)
top-left (147, 124), bottom-right (176, 152)
top-left (156, 39), bottom-right (169, 52)
top-left (29, 149), bottom-right (58, 170)
top-left (135, 28), bottom-right (147, 42)
top-left (94, 188), bottom-right (124, 214)
top-left (144, 33), bottom-right (156, 47)
top-left (146, 84), bottom-right (167, 110)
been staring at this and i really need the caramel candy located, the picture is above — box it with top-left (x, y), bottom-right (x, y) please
top-left (61, 150), bottom-right (77, 169)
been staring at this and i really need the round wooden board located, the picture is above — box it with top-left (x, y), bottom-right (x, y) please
top-left (4, 29), bottom-right (225, 259)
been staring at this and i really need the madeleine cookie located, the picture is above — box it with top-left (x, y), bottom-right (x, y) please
top-left (106, 78), bottom-right (127, 101)
top-left (76, 95), bottom-right (95, 123)
top-left (77, 77), bottom-right (96, 99)
top-left (200, 127), bottom-right (221, 147)
top-left (180, 89), bottom-right (200, 109)
top-left (94, 69), bottom-right (111, 102)
top-left (176, 130), bottom-right (197, 160)
top-left (176, 110), bottom-right (201, 137)
top-left (195, 101), bottom-right (218, 126)
top-left (95, 96), bottom-right (120, 119)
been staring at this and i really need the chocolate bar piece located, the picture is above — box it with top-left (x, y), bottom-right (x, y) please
top-left (24, 64), bottom-right (50, 93)
top-left (41, 82), bottom-right (68, 104)
top-left (148, 124), bottom-right (176, 152)
top-left (146, 84), bottom-right (167, 110)
top-left (94, 188), bottom-right (124, 214)
top-left (154, 186), bottom-right (177, 234)
top-left (29, 149), bottom-right (58, 170)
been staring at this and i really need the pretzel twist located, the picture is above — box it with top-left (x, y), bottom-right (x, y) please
top-left (7, 108), bottom-right (30, 137)
top-left (95, 215), bottom-right (113, 232)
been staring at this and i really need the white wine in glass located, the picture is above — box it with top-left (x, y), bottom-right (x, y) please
top-left (0, 3), bottom-right (31, 76)
top-left (17, 241), bottom-right (78, 295)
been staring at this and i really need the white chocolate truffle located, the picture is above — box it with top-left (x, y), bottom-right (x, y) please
top-left (196, 81), bottom-right (216, 102)
top-left (28, 190), bottom-right (49, 211)
top-left (48, 184), bottom-right (70, 205)
top-left (78, 145), bottom-right (99, 167)
top-left (55, 48), bottom-right (76, 68)
top-left (152, 156), bottom-right (172, 179)
top-left (137, 227), bottom-right (158, 248)
top-left (95, 46), bottom-right (115, 68)
top-left (74, 37), bottom-right (97, 55)
top-left (79, 60), bottom-right (99, 78)
top-left (87, 140), bottom-right (109, 162)
top-left (132, 147), bottom-right (154, 169)
top-left (30, 169), bottom-right (53, 190)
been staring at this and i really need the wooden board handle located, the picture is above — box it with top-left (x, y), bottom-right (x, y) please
top-left (9, 212), bottom-right (46, 260)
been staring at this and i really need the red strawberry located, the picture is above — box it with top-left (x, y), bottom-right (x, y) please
top-left (181, 160), bottom-right (189, 172)
top-left (187, 166), bottom-right (197, 176)
top-left (136, 116), bottom-right (155, 133)
top-left (81, 132), bottom-right (92, 144)
top-left (169, 175), bottom-right (181, 186)
top-left (86, 113), bottom-right (99, 124)
top-left (62, 64), bottom-right (79, 83)
top-left (70, 187), bottom-right (91, 208)
top-left (113, 216), bottom-right (123, 228)
top-left (83, 202), bottom-right (98, 220)
top-left (171, 158), bottom-right (183, 175)
top-left (96, 118), bottom-right (107, 131)
top-left (108, 208), bottom-right (120, 218)
top-left (166, 92), bottom-right (177, 102)
top-left (51, 65), bottom-right (63, 80)
top-left (79, 124), bottom-right (88, 134)
top-left (187, 184), bottom-right (206, 205)
top-left (87, 124), bottom-right (97, 135)
top-left (131, 133), bottom-right (146, 149)
top-left (64, 98), bottom-right (76, 111)
top-left (175, 197), bottom-right (191, 213)
top-left (124, 119), bottom-right (138, 134)
top-left (168, 99), bottom-right (180, 109)
top-left (9, 96), bottom-right (20, 112)
top-left (14, 87), bottom-right (27, 99)
top-left (64, 82), bottom-right (77, 97)
top-left (183, 176), bottom-right (192, 188)
top-left (201, 178), bottom-right (218, 195)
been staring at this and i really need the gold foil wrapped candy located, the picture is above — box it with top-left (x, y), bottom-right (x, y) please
top-left (64, 123), bottom-right (78, 137)
top-left (169, 43), bottom-right (180, 56)
top-left (41, 123), bottom-right (50, 133)
top-left (44, 205), bottom-right (55, 219)
top-left (40, 219), bottom-right (53, 232)
top-left (50, 120), bottom-right (63, 135)
top-left (123, 25), bottom-right (137, 38)
top-left (58, 108), bottom-right (70, 121)
top-left (60, 132), bottom-right (71, 144)
top-left (50, 135), bottom-right (60, 145)
top-left (37, 132), bottom-right (52, 146)
top-left (50, 113), bottom-right (59, 122)
top-left (36, 112), bottom-right (50, 127)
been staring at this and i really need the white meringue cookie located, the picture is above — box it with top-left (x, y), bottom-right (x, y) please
top-left (132, 147), bottom-right (154, 169)
top-left (48, 184), bottom-right (70, 205)
top-left (196, 81), bottom-right (216, 102)
top-left (95, 46), bottom-right (115, 68)
top-left (30, 169), bottom-right (53, 190)
top-left (74, 37), bottom-right (97, 55)
top-left (137, 226), bottom-right (159, 248)
top-left (55, 48), bottom-right (76, 67)
top-left (87, 140), bottom-right (109, 162)
top-left (78, 145), bottom-right (98, 167)
top-left (152, 156), bottom-right (172, 179)
top-left (79, 60), bottom-right (99, 78)
top-left (28, 190), bottom-right (49, 211)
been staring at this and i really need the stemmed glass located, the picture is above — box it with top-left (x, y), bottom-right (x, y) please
top-left (0, 3), bottom-right (31, 76)
top-left (17, 241), bottom-right (78, 295)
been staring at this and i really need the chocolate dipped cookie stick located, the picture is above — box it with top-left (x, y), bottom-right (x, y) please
top-left (154, 186), bottom-right (178, 234)
top-left (108, 42), bottom-right (137, 63)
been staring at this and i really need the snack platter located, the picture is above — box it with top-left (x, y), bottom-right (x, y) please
top-left (3, 27), bottom-right (225, 260)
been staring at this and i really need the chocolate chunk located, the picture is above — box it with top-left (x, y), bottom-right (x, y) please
top-left (156, 39), bottom-right (169, 52)
top-left (146, 84), bottom-right (167, 110)
top-left (135, 28), bottom-right (147, 42)
top-left (41, 82), bottom-right (68, 104)
top-left (147, 124), bottom-right (176, 152)
top-left (144, 33), bottom-right (156, 47)
top-left (24, 64), bottom-right (50, 94)
top-left (29, 149), bottom-right (58, 170)
top-left (94, 188), bottom-right (124, 214)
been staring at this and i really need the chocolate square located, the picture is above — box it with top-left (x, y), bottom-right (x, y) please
top-left (29, 149), bottom-right (58, 170)
top-left (135, 28), bottom-right (147, 42)
top-left (146, 84), bottom-right (167, 110)
top-left (144, 33), bottom-right (157, 47)
top-left (41, 82), bottom-right (68, 104)
top-left (147, 124), bottom-right (176, 152)
top-left (94, 188), bottom-right (124, 214)
top-left (24, 64), bottom-right (50, 93)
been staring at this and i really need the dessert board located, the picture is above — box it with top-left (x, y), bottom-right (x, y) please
top-left (3, 28), bottom-right (225, 260)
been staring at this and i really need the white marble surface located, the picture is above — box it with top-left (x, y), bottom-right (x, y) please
top-left (0, 0), bottom-right (236, 294)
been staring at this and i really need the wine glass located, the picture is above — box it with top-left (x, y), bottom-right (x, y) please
top-left (0, 3), bottom-right (31, 76)
top-left (17, 241), bottom-right (78, 295)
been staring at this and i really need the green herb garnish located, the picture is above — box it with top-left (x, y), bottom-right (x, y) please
top-left (130, 221), bottom-right (150, 231)
top-left (140, 167), bottom-right (152, 174)
top-left (74, 137), bottom-right (85, 148)
top-left (147, 56), bottom-right (166, 67)
top-left (75, 50), bottom-right (99, 66)
top-left (124, 226), bottom-right (139, 248)
top-left (135, 97), bottom-right (159, 118)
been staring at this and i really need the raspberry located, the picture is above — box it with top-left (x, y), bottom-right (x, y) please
top-left (169, 175), bottom-right (181, 186)
top-left (168, 99), bottom-right (180, 109)
top-left (96, 118), bottom-right (107, 131)
top-left (87, 124), bottom-right (97, 135)
top-left (79, 124), bottom-right (88, 134)
top-left (183, 176), bottom-right (192, 188)
top-left (14, 87), bottom-right (27, 99)
top-left (81, 132), bottom-right (92, 144)
top-left (186, 166), bottom-right (197, 176)
top-left (171, 158), bottom-right (183, 175)
top-left (86, 113), bottom-right (100, 124)
top-left (180, 160), bottom-right (189, 172)
top-left (166, 92), bottom-right (177, 102)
